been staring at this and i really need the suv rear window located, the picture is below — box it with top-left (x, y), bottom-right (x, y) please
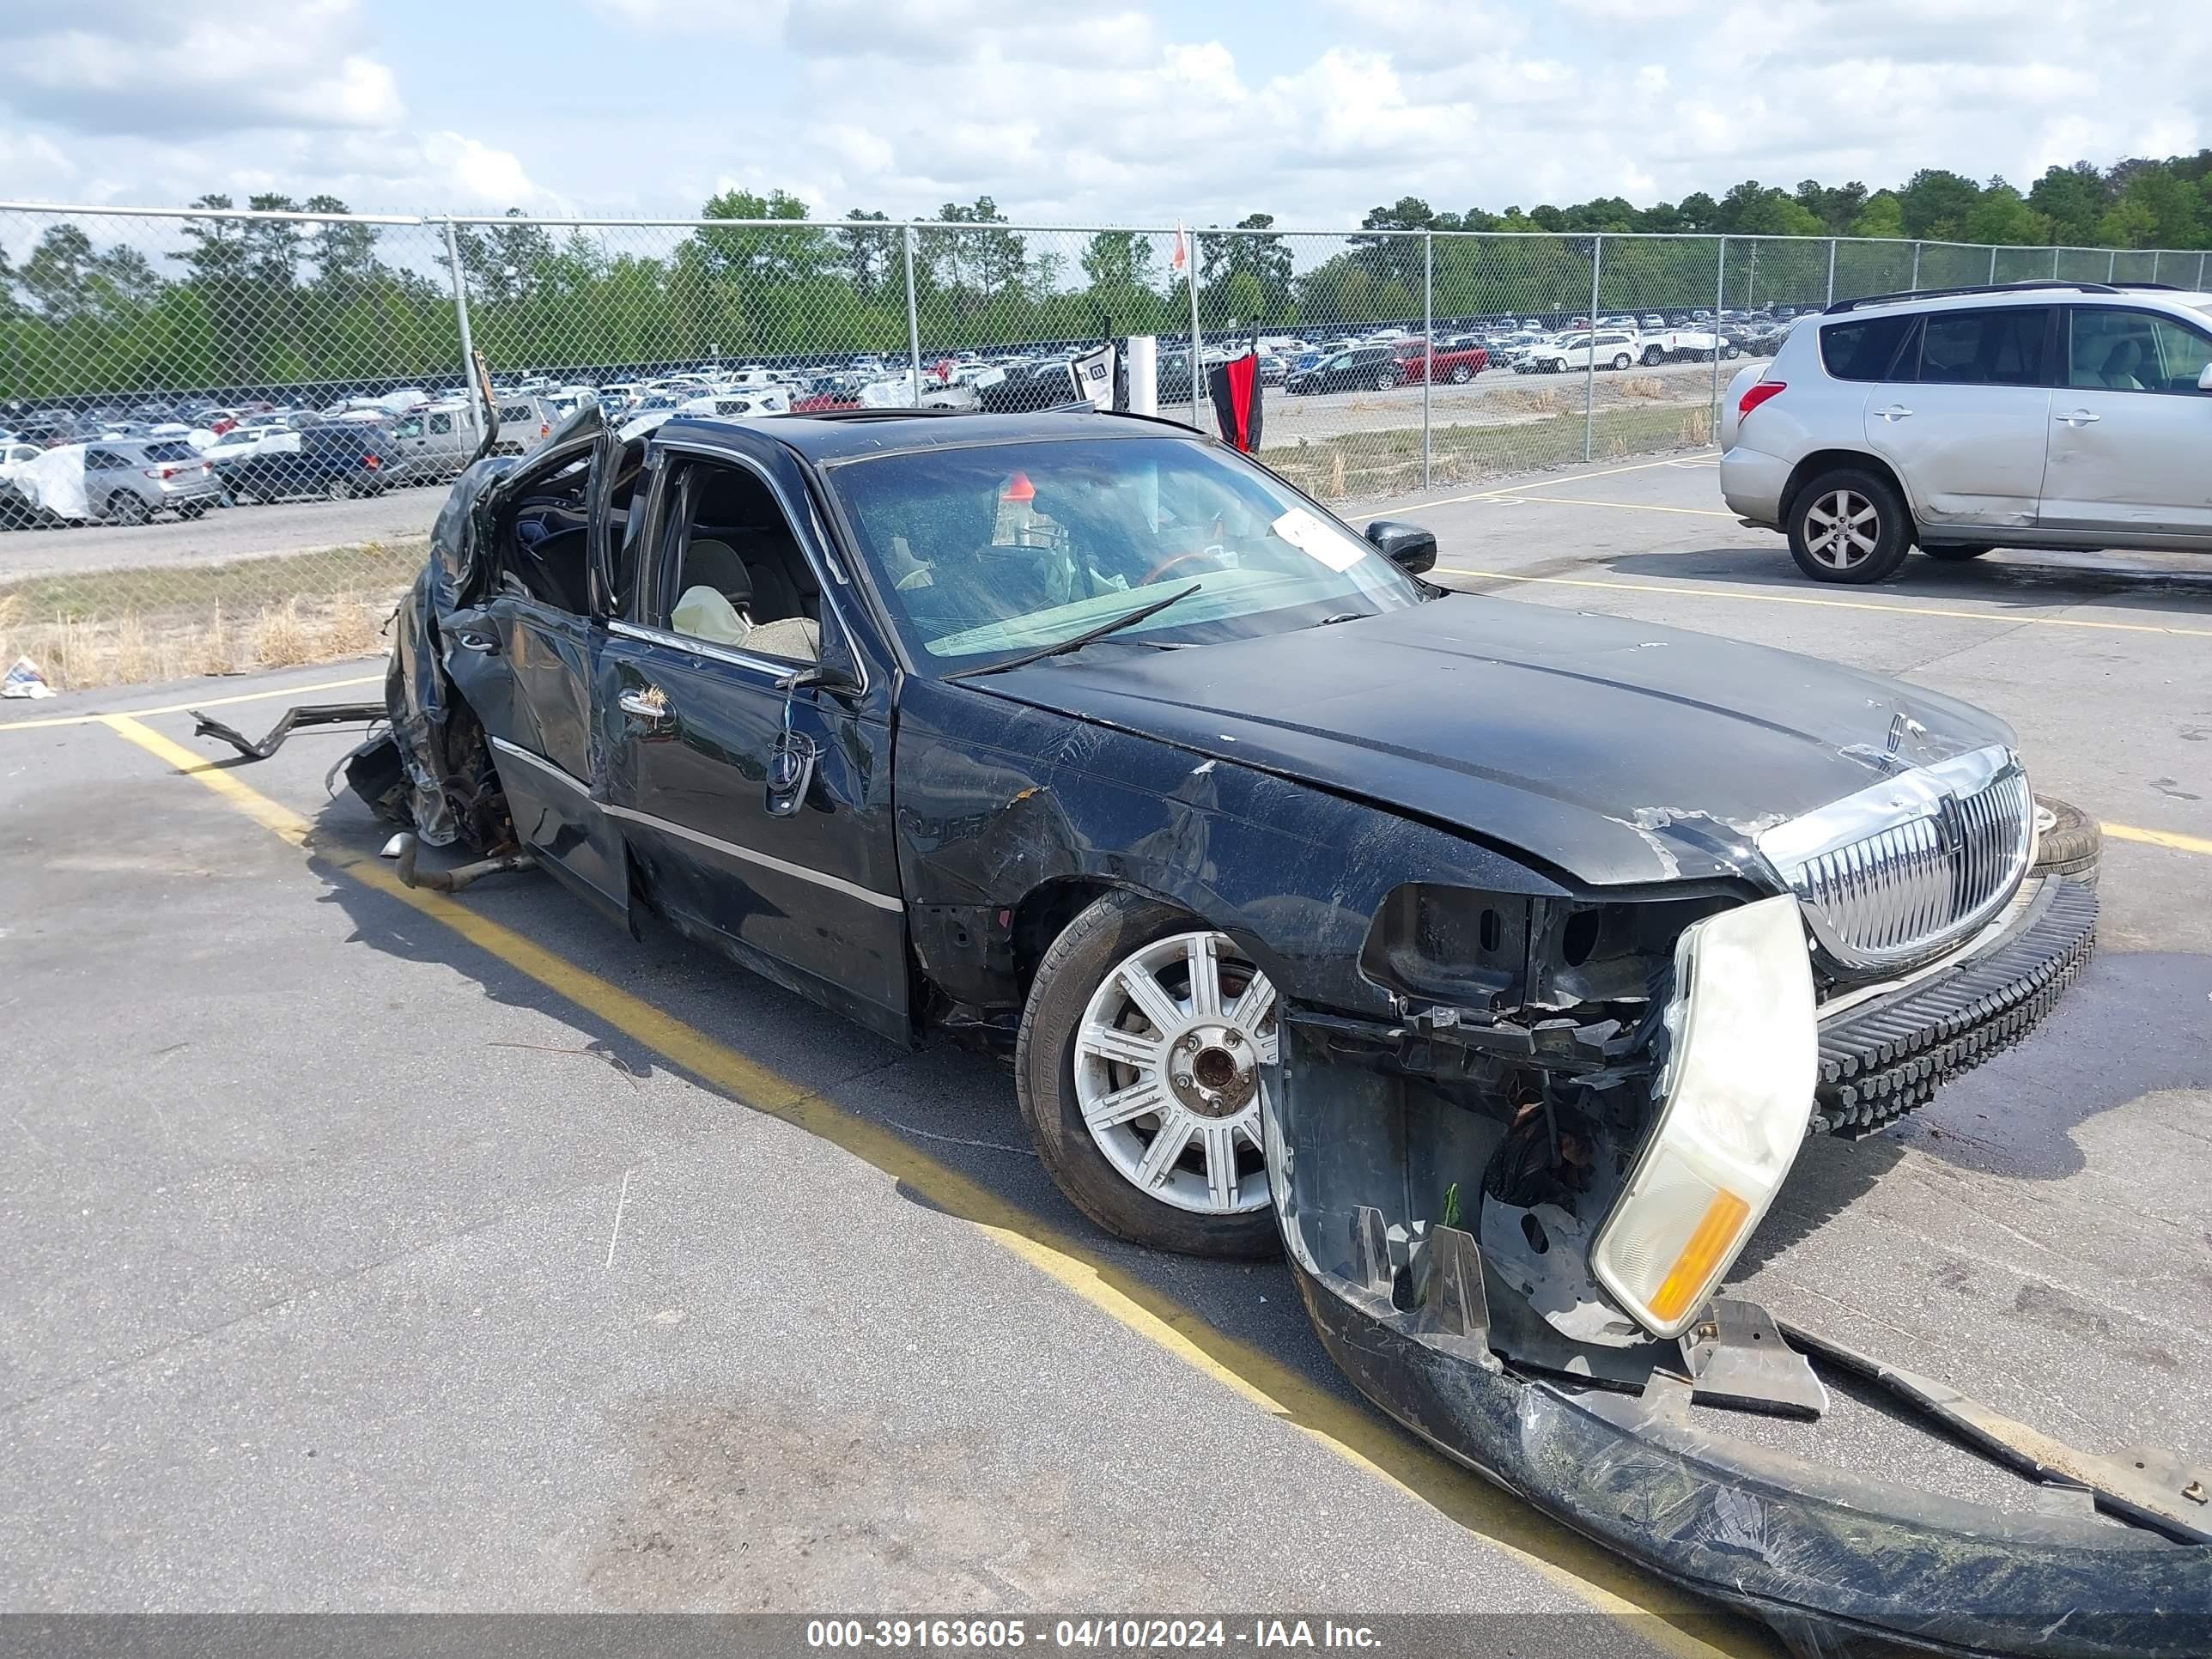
top-left (1911, 307), bottom-right (2049, 387)
top-left (144, 441), bottom-right (198, 462)
top-left (1820, 313), bottom-right (1915, 380)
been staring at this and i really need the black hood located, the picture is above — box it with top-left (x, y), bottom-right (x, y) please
top-left (975, 593), bottom-right (2014, 887)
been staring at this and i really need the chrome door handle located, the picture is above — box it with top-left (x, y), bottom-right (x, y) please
top-left (2054, 410), bottom-right (2101, 427)
top-left (619, 685), bottom-right (671, 724)
top-left (1875, 404), bottom-right (1912, 421)
top-left (453, 630), bottom-right (499, 653)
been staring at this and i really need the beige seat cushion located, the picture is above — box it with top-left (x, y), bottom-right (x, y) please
top-left (672, 584), bottom-right (750, 646)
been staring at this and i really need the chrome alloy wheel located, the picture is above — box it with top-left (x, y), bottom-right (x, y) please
top-left (1072, 931), bottom-right (1277, 1217)
top-left (1803, 488), bottom-right (1881, 570)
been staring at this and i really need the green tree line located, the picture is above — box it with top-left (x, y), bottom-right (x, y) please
top-left (4, 152), bottom-right (2209, 402)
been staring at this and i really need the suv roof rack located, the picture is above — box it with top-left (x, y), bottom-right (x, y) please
top-left (1820, 280), bottom-right (2178, 315)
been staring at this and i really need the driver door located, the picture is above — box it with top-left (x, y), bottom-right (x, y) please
top-left (595, 437), bottom-right (908, 1042)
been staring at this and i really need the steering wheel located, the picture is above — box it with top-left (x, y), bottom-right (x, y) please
top-left (1139, 544), bottom-right (1229, 588)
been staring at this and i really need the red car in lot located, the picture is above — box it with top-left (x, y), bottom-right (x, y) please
top-left (1390, 337), bottom-right (1488, 385)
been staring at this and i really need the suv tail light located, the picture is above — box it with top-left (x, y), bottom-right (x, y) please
top-left (363, 453), bottom-right (381, 469)
top-left (1738, 380), bottom-right (1785, 420)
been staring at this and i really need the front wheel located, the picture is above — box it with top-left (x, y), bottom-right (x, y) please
top-left (1449, 364), bottom-right (1472, 384)
top-left (1017, 891), bottom-right (1280, 1258)
top-left (1788, 469), bottom-right (1911, 584)
top-left (1375, 370), bottom-right (1400, 391)
top-left (325, 476), bottom-right (355, 501)
top-left (1610, 352), bottom-right (1632, 371)
top-left (1723, 344), bottom-right (1741, 360)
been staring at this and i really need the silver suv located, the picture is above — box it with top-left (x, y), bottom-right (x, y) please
top-left (84, 438), bottom-right (225, 524)
top-left (1719, 281), bottom-right (2212, 583)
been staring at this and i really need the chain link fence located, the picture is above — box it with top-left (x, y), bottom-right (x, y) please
top-left (3, 200), bottom-right (2207, 689)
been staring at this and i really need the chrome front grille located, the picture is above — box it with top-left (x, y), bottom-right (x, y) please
top-left (1756, 746), bottom-right (2034, 974)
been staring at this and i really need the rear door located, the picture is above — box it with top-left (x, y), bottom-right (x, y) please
top-left (1863, 306), bottom-right (2054, 532)
top-left (2039, 305), bottom-right (2212, 543)
top-left (446, 435), bottom-right (632, 924)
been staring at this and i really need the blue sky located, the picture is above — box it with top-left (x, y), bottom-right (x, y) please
top-left (2, 0), bottom-right (2205, 226)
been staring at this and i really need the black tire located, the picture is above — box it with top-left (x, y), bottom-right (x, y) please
top-left (325, 476), bottom-right (355, 501)
top-left (2030, 795), bottom-right (2101, 888)
top-left (1641, 346), bottom-right (1664, 367)
top-left (1610, 352), bottom-right (1632, 371)
top-left (1375, 370), bottom-right (1400, 391)
top-left (1016, 890), bottom-right (1281, 1259)
top-left (1787, 468), bottom-right (1911, 584)
top-left (1449, 363), bottom-right (1472, 384)
top-left (175, 501), bottom-right (210, 520)
top-left (1923, 544), bottom-right (1995, 562)
top-left (1723, 344), bottom-right (1741, 360)
top-left (106, 492), bottom-right (149, 526)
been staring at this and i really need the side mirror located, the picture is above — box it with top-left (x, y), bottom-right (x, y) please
top-left (2198, 362), bottom-right (2212, 392)
top-left (1364, 518), bottom-right (1438, 576)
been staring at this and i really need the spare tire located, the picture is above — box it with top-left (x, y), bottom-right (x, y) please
top-left (2031, 795), bottom-right (2100, 888)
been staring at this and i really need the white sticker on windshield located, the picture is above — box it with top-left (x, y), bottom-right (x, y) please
top-left (1271, 507), bottom-right (1364, 573)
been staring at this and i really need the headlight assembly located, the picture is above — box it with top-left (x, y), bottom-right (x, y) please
top-left (1589, 894), bottom-right (1816, 1339)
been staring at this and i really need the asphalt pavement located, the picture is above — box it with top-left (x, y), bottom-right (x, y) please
top-left (2, 456), bottom-right (2206, 1646)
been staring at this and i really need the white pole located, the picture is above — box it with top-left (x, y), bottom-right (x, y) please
top-left (1710, 235), bottom-right (1726, 430)
top-left (441, 218), bottom-right (483, 435)
top-left (1583, 234), bottom-right (1602, 463)
top-left (1421, 231), bottom-right (1433, 489)
top-left (1827, 239), bottom-right (1838, 306)
top-left (1185, 227), bottom-right (1203, 430)
top-left (902, 225), bottom-right (922, 408)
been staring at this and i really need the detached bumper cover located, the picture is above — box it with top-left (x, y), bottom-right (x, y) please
top-left (1292, 1267), bottom-right (2212, 1658)
top-left (1813, 877), bottom-right (2096, 1135)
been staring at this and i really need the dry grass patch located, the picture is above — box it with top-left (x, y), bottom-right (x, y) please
top-left (0, 536), bottom-right (422, 690)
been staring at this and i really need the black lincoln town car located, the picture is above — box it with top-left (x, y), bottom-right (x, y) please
top-left (205, 402), bottom-right (2204, 1655)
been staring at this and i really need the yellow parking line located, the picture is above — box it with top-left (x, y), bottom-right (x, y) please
top-left (2104, 821), bottom-right (2212, 858)
top-left (0, 670), bottom-right (384, 733)
top-left (1489, 495), bottom-right (1740, 519)
top-left (97, 710), bottom-right (1769, 1659)
top-left (1439, 568), bottom-right (2212, 639)
top-left (1351, 450), bottom-right (1717, 519)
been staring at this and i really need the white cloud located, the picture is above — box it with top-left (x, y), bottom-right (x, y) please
top-left (0, 1), bottom-right (402, 137)
top-left (2, 0), bottom-right (2207, 228)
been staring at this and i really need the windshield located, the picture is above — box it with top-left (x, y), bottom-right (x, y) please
top-left (829, 434), bottom-right (1425, 672)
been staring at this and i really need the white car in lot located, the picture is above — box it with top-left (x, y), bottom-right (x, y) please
top-left (1638, 325), bottom-right (1738, 366)
top-left (1720, 280), bottom-right (2212, 582)
top-left (1515, 329), bottom-right (1642, 374)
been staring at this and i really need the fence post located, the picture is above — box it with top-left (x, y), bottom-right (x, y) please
top-left (2151, 250), bottom-right (2161, 283)
top-left (1826, 238), bottom-right (1838, 306)
top-left (2109, 248), bottom-right (2118, 282)
top-left (441, 218), bottom-right (483, 435)
top-left (2199, 252), bottom-right (2208, 289)
top-left (1185, 226), bottom-right (1204, 429)
top-left (2051, 246), bottom-right (2061, 278)
top-left (1583, 234), bottom-right (1602, 463)
top-left (1910, 241), bottom-right (1922, 289)
top-left (1421, 230), bottom-right (1433, 490)
top-left (902, 225), bottom-right (922, 409)
top-left (1988, 246), bottom-right (1998, 283)
top-left (1710, 235), bottom-right (1726, 434)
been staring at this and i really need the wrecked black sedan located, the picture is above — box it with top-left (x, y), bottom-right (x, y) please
top-left (215, 403), bottom-right (2207, 1655)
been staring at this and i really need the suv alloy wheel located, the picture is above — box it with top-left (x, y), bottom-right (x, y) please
top-left (1787, 467), bottom-right (1911, 584)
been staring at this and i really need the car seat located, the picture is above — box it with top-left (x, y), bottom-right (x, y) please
top-left (2100, 337), bottom-right (2147, 391)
